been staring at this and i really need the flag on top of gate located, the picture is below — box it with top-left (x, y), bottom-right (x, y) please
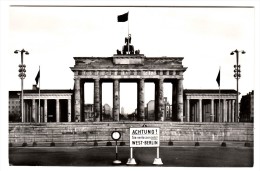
top-left (117, 12), bottom-right (128, 22)
top-left (216, 69), bottom-right (220, 87)
top-left (35, 69), bottom-right (40, 85)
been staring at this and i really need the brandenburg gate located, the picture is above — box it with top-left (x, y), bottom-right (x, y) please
top-left (70, 54), bottom-right (187, 122)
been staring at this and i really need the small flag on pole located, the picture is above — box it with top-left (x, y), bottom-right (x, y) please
top-left (35, 69), bottom-right (40, 85)
top-left (216, 69), bottom-right (220, 87)
top-left (117, 12), bottom-right (128, 22)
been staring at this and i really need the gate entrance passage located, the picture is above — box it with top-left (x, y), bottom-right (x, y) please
top-left (70, 54), bottom-right (187, 122)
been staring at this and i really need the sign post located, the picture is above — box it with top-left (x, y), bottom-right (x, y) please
top-left (128, 127), bottom-right (163, 165)
top-left (111, 131), bottom-right (121, 164)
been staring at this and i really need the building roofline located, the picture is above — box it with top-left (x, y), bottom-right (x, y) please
top-left (184, 89), bottom-right (237, 94)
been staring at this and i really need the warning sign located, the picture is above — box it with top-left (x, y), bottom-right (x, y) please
top-left (130, 128), bottom-right (160, 147)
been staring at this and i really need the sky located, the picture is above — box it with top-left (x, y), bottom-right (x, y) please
top-left (4, 3), bottom-right (256, 114)
top-left (0, 1), bottom-right (259, 171)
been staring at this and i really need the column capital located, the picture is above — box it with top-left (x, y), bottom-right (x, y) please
top-left (159, 78), bottom-right (164, 81)
top-left (178, 78), bottom-right (184, 80)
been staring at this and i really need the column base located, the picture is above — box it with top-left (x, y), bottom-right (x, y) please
top-left (153, 158), bottom-right (163, 165)
top-left (126, 158), bottom-right (137, 165)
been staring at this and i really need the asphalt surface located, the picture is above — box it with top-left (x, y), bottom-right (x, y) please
top-left (9, 146), bottom-right (253, 167)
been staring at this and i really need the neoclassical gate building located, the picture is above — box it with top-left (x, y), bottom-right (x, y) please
top-left (70, 54), bottom-right (187, 122)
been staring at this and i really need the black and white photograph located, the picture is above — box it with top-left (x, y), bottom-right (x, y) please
top-left (0, 0), bottom-right (259, 170)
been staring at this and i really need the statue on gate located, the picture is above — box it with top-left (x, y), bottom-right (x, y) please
top-left (116, 34), bottom-right (140, 55)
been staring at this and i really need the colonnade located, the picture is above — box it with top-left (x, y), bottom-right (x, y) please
top-left (74, 78), bottom-right (184, 122)
top-left (185, 98), bottom-right (237, 122)
top-left (23, 98), bottom-right (72, 123)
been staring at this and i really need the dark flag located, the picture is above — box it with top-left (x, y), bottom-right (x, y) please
top-left (35, 69), bottom-right (40, 85)
top-left (118, 12), bottom-right (128, 22)
top-left (216, 69), bottom-right (220, 87)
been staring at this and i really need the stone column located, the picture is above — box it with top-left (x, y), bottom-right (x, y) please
top-left (56, 99), bottom-right (60, 122)
top-left (37, 100), bottom-right (41, 123)
top-left (199, 99), bottom-right (202, 122)
top-left (223, 99), bottom-right (227, 122)
top-left (195, 103), bottom-right (198, 122)
top-left (94, 79), bottom-right (101, 122)
top-left (231, 100), bottom-right (235, 122)
top-left (228, 100), bottom-right (231, 122)
top-left (186, 99), bottom-right (190, 122)
top-left (100, 81), bottom-right (103, 121)
top-left (27, 102), bottom-right (30, 122)
top-left (80, 80), bottom-right (85, 122)
top-left (113, 79), bottom-right (120, 121)
top-left (196, 101), bottom-right (199, 122)
top-left (226, 100), bottom-right (229, 122)
top-left (177, 79), bottom-right (183, 122)
top-left (74, 78), bottom-right (81, 122)
top-left (157, 79), bottom-right (164, 121)
top-left (28, 102), bottom-right (31, 122)
top-left (191, 104), bottom-right (195, 122)
top-left (32, 99), bottom-right (36, 122)
top-left (230, 100), bottom-right (233, 122)
top-left (44, 99), bottom-right (47, 122)
top-left (171, 80), bottom-right (177, 121)
top-left (194, 102), bottom-right (197, 122)
top-left (202, 103), bottom-right (205, 122)
top-left (137, 79), bottom-right (145, 121)
top-left (68, 99), bottom-right (71, 122)
top-left (219, 100), bottom-right (222, 122)
top-left (211, 99), bottom-right (214, 122)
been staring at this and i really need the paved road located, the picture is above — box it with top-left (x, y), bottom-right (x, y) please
top-left (9, 146), bottom-right (253, 167)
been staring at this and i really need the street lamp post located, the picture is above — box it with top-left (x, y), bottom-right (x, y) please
top-left (230, 49), bottom-right (245, 122)
top-left (14, 49), bottom-right (29, 123)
